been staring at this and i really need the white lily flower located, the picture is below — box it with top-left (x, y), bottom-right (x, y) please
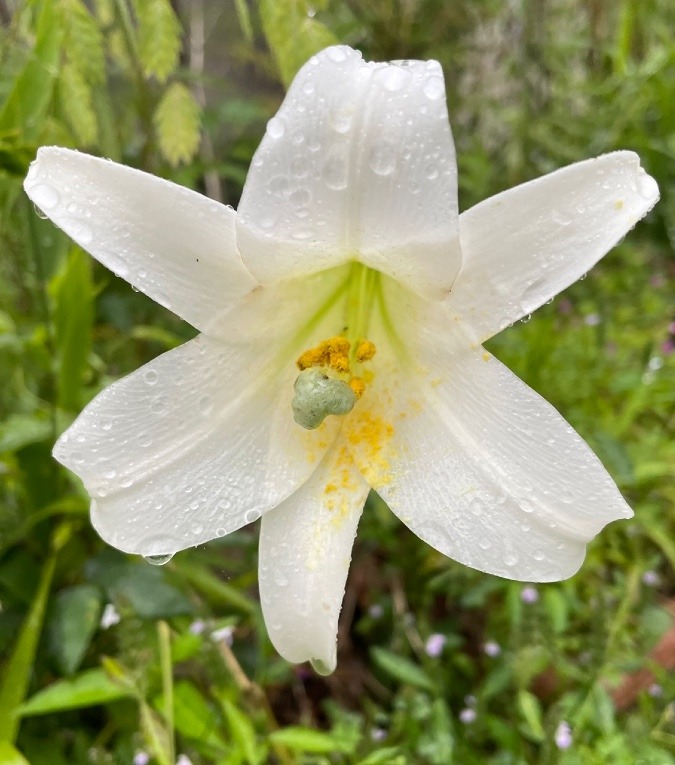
top-left (25, 46), bottom-right (658, 674)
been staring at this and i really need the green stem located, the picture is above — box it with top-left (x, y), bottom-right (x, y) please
top-left (157, 621), bottom-right (175, 764)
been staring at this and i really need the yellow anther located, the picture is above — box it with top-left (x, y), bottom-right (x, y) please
top-left (349, 377), bottom-right (366, 399)
top-left (356, 340), bottom-right (377, 362)
top-left (296, 336), bottom-right (351, 374)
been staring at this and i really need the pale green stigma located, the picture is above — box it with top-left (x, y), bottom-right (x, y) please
top-left (292, 368), bottom-right (357, 430)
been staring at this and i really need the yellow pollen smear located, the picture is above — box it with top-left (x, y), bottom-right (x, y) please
top-left (347, 409), bottom-right (395, 485)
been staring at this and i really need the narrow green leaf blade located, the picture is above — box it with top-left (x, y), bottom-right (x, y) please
top-left (16, 668), bottom-right (135, 717)
top-left (0, 550), bottom-right (58, 743)
top-left (370, 647), bottom-right (435, 692)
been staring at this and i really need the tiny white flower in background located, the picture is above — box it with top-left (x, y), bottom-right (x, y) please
top-left (368, 603), bottom-right (384, 619)
top-left (641, 570), bottom-right (660, 587)
top-left (555, 721), bottom-right (573, 750)
top-left (484, 640), bottom-right (501, 657)
top-left (176, 755), bottom-right (193, 765)
top-left (425, 632), bottom-right (447, 657)
top-left (370, 727), bottom-right (387, 742)
top-left (210, 625), bottom-right (235, 645)
top-left (464, 694), bottom-right (477, 707)
top-left (24, 45), bottom-right (659, 674)
top-left (521, 585), bottom-right (539, 604)
top-left (133, 752), bottom-right (149, 765)
top-left (459, 707), bottom-right (477, 724)
top-left (100, 603), bottom-right (121, 629)
top-left (583, 312), bottom-right (601, 326)
top-left (188, 618), bottom-right (206, 635)
top-left (648, 683), bottom-right (663, 698)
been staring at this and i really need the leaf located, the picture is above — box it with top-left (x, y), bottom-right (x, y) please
top-left (16, 668), bottom-right (134, 717)
top-left (357, 748), bottom-right (406, 765)
top-left (370, 647), bottom-right (435, 692)
top-left (517, 690), bottom-right (545, 742)
top-left (0, 548), bottom-right (58, 743)
top-left (154, 82), bottom-right (202, 167)
top-left (165, 681), bottom-right (227, 751)
top-left (642, 523), bottom-right (675, 571)
top-left (47, 585), bottom-right (102, 675)
top-left (50, 247), bottom-right (94, 410)
top-left (221, 697), bottom-right (264, 765)
top-left (173, 560), bottom-right (257, 615)
top-left (258, 0), bottom-right (338, 87)
top-left (0, 742), bottom-right (31, 765)
top-left (0, 414), bottom-right (52, 453)
top-left (57, 62), bottom-right (98, 146)
top-left (0, 1), bottom-right (64, 140)
top-left (234, 0), bottom-right (254, 42)
top-left (135, 0), bottom-right (182, 83)
top-left (268, 726), bottom-right (351, 754)
top-left (63, 0), bottom-right (106, 85)
top-left (113, 567), bottom-right (192, 619)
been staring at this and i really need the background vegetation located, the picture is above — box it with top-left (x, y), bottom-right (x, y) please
top-left (0, 0), bottom-right (673, 763)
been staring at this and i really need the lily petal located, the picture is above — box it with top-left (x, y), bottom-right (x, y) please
top-left (55, 274), bottom-right (348, 556)
top-left (451, 152), bottom-right (659, 341)
top-left (258, 438), bottom-right (368, 673)
top-left (347, 337), bottom-right (631, 581)
top-left (237, 46), bottom-right (461, 299)
top-left (24, 147), bottom-right (257, 335)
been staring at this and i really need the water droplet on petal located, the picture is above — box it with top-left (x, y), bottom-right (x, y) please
top-left (31, 184), bottom-right (60, 210)
top-left (144, 553), bottom-right (174, 566)
top-left (636, 171), bottom-right (658, 200)
top-left (144, 369), bottom-right (158, 385)
top-left (368, 142), bottom-right (396, 176)
top-left (64, 218), bottom-right (93, 245)
top-left (328, 106), bottom-right (354, 134)
top-left (323, 156), bottom-right (348, 190)
top-left (422, 75), bottom-right (445, 100)
top-left (326, 47), bottom-right (347, 63)
top-left (378, 65), bottom-right (412, 92)
top-left (266, 117), bottom-right (285, 139)
top-left (245, 509), bottom-right (261, 524)
top-left (503, 552), bottom-right (519, 567)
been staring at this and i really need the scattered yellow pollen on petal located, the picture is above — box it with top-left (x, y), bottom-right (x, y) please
top-left (614, 199), bottom-right (624, 210)
top-left (324, 483), bottom-right (337, 494)
top-left (347, 409), bottom-right (395, 486)
top-left (349, 377), bottom-right (366, 398)
top-left (482, 351), bottom-right (490, 361)
top-left (356, 340), bottom-right (377, 362)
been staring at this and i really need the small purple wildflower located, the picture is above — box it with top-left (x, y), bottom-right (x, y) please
top-left (648, 683), bottom-right (663, 698)
top-left (133, 753), bottom-right (149, 765)
top-left (584, 312), bottom-right (601, 326)
top-left (368, 604), bottom-right (384, 619)
top-left (484, 640), bottom-right (501, 657)
top-left (370, 727), bottom-right (387, 742)
top-left (555, 721), bottom-right (573, 750)
top-left (459, 707), bottom-right (477, 724)
top-left (425, 633), bottom-right (447, 658)
top-left (521, 586), bottom-right (539, 604)
top-left (662, 338), bottom-right (674, 355)
top-left (642, 571), bottom-right (660, 587)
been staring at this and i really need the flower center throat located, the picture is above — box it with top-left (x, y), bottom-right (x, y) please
top-left (292, 263), bottom-right (382, 430)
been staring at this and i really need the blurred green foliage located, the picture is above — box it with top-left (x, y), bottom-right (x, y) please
top-left (0, 0), bottom-right (673, 763)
